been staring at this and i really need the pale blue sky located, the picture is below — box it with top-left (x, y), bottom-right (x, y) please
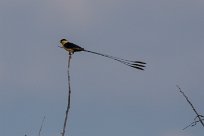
top-left (1, 0), bottom-right (204, 136)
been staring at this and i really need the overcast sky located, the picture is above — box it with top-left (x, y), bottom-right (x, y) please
top-left (1, 0), bottom-right (204, 136)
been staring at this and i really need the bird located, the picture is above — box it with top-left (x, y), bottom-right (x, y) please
top-left (59, 39), bottom-right (146, 70)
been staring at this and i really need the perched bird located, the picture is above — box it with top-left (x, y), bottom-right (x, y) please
top-left (60, 39), bottom-right (85, 54)
top-left (59, 38), bottom-right (146, 70)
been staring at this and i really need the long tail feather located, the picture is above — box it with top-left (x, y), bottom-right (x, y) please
top-left (84, 50), bottom-right (146, 70)
top-left (134, 61), bottom-right (146, 64)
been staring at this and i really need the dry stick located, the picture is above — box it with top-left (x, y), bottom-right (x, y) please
top-left (61, 54), bottom-right (72, 136)
top-left (38, 116), bottom-right (46, 136)
top-left (176, 85), bottom-right (204, 129)
top-left (183, 119), bottom-right (204, 130)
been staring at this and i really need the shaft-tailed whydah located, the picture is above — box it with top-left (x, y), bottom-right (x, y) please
top-left (59, 39), bottom-right (146, 70)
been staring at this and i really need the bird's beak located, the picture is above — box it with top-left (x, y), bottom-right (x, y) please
top-left (58, 45), bottom-right (63, 48)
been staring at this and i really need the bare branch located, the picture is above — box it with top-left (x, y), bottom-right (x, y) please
top-left (61, 54), bottom-right (72, 136)
top-left (38, 116), bottom-right (46, 136)
top-left (183, 118), bottom-right (204, 130)
top-left (176, 85), bottom-right (204, 129)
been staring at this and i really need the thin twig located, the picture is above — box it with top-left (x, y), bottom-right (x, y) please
top-left (183, 120), bottom-right (199, 130)
top-left (176, 85), bottom-right (204, 129)
top-left (38, 116), bottom-right (46, 136)
top-left (183, 118), bottom-right (204, 130)
top-left (61, 54), bottom-right (72, 136)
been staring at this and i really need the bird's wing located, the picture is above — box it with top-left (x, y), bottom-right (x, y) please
top-left (64, 42), bottom-right (83, 49)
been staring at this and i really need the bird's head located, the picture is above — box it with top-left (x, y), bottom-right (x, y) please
top-left (60, 39), bottom-right (69, 46)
